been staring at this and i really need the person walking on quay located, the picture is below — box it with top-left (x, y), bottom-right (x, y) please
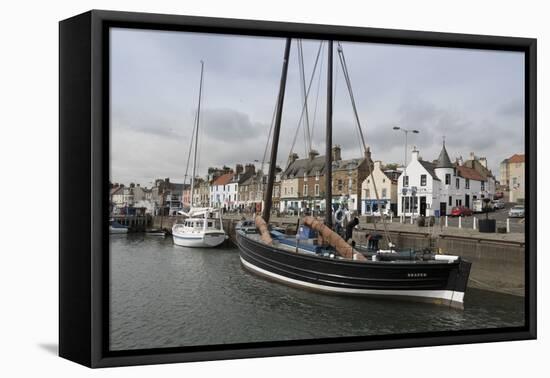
top-left (345, 216), bottom-right (359, 242)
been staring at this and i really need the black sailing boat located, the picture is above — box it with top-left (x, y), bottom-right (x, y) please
top-left (235, 39), bottom-right (471, 309)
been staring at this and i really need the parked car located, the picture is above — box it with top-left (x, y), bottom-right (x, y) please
top-left (450, 206), bottom-right (473, 217)
top-left (508, 205), bottom-right (525, 218)
top-left (492, 200), bottom-right (505, 210)
top-left (494, 191), bottom-right (504, 200)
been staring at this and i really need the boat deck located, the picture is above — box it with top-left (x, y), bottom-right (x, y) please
top-left (241, 231), bottom-right (456, 265)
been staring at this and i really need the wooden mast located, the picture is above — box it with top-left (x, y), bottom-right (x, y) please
top-left (325, 40), bottom-right (333, 228)
top-left (262, 38), bottom-right (292, 224)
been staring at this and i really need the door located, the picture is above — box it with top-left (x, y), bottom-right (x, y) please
top-left (465, 194), bottom-right (470, 209)
top-left (420, 196), bottom-right (427, 216)
top-left (440, 202), bottom-right (447, 216)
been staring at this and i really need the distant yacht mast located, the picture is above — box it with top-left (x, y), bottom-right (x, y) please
top-left (190, 60), bottom-right (204, 208)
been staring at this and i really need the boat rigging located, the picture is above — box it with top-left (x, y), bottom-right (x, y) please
top-left (236, 38), bottom-right (471, 309)
top-left (172, 61), bottom-right (228, 248)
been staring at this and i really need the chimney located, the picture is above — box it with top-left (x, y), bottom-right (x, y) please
top-left (287, 152), bottom-right (299, 167)
top-left (479, 157), bottom-right (488, 168)
top-left (235, 164), bottom-right (243, 174)
top-left (374, 161), bottom-right (382, 170)
top-left (308, 149), bottom-right (319, 160)
top-left (457, 155), bottom-right (464, 166)
top-left (411, 147), bottom-right (419, 161)
top-left (245, 164), bottom-right (256, 174)
top-left (332, 145), bottom-right (342, 161)
top-left (470, 152), bottom-right (475, 161)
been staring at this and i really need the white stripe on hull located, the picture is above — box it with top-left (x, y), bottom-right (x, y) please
top-left (240, 256), bottom-right (464, 305)
top-left (173, 233), bottom-right (226, 248)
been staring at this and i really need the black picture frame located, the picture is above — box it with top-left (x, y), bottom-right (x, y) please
top-left (59, 9), bottom-right (537, 368)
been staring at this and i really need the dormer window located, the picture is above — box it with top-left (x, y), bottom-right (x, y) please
top-left (445, 174), bottom-right (451, 185)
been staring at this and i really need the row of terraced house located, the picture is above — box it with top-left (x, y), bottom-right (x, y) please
top-left (110, 143), bottom-right (523, 217)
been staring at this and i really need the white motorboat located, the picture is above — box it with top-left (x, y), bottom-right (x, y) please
top-left (109, 219), bottom-right (128, 234)
top-left (172, 208), bottom-right (227, 247)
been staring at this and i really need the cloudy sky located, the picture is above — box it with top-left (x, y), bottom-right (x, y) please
top-left (110, 27), bottom-right (525, 186)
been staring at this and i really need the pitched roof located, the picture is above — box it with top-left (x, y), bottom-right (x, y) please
top-left (418, 160), bottom-right (441, 181)
top-left (457, 166), bottom-right (485, 181)
top-left (239, 175), bottom-right (254, 186)
top-left (110, 187), bottom-right (123, 196)
top-left (282, 155), bottom-right (326, 179)
top-left (382, 169), bottom-right (401, 183)
top-left (212, 172), bottom-right (234, 186)
top-left (508, 154), bottom-right (525, 163)
top-left (435, 143), bottom-right (453, 168)
top-left (463, 159), bottom-right (494, 178)
top-left (237, 171), bottom-right (255, 185)
top-left (332, 157), bottom-right (365, 171)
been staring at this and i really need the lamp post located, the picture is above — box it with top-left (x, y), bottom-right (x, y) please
top-left (393, 126), bottom-right (419, 219)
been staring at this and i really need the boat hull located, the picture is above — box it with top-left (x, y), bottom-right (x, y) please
top-left (173, 232), bottom-right (226, 248)
top-left (109, 226), bottom-right (128, 234)
top-left (236, 231), bottom-right (471, 308)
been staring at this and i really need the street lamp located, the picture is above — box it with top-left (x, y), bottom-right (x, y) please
top-left (393, 126), bottom-right (420, 218)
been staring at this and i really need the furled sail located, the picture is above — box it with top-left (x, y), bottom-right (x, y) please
top-left (303, 216), bottom-right (366, 261)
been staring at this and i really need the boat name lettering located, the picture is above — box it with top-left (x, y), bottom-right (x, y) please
top-left (407, 273), bottom-right (427, 278)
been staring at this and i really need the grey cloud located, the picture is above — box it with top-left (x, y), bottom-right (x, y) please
top-left (110, 28), bottom-right (525, 185)
top-left (201, 108), bottom-right (265, 141)
top-left (497, 98), bottom-right (524, 118)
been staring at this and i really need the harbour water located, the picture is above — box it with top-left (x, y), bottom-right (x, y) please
top-left (110, 234), bottom-right (525, 351)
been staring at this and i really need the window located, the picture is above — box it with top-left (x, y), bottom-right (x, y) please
top-left (314, 184), bottom-right (320, 196)
top-left (337, 179), bottom-right (343, 191)
top-left (290, 187), bottom-right (293, 195)
top-left (382, 188), bottom-right (387, 198)
top-left (403, 175), bottom-right (409, 187)
top-left (456, 178), bottom-right (460, 189)
top-left (365, 189), bottom-right (371, 198)
top-left (465, 178), bottom-right (470, 189)
top-left (315, 172), bottom-right (319, 181)
top-left (303, 184), bottom-right (308, 196)
top-left (420, 174), bottom-right (427, 186)
top-left (448, 196), bottom-right (452, 206)
top-left (284, 187), bottom-right (287, 195)
top-left (481, 181), bottom-right (486, 191)
top-left (445, 174), bottom-right (451, 185)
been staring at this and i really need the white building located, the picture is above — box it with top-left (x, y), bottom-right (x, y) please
top-left (360, 161), bottom-right (399, 215)
top-left (398, 143), bottom-right (494, 217)
top-left (210, 172), bottom-right (236, 210)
